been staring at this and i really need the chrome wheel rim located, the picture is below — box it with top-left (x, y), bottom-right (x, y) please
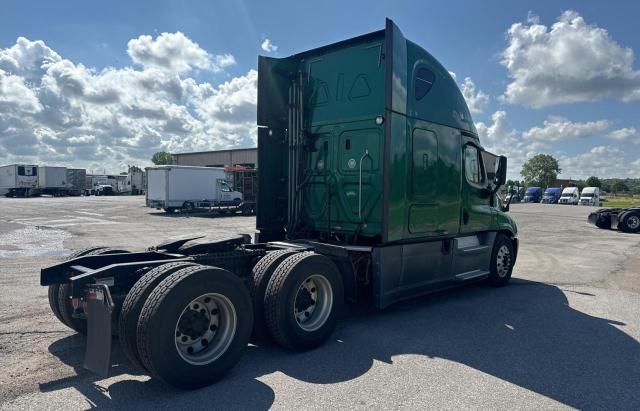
top-left (294, 274), bottom-right (333, 332)
top-left (496, 245), bottom-right (512, 278)
top-left (174, 293), bottom-right (236, 365)
top-left (628, 216), bottom-right (640, 230)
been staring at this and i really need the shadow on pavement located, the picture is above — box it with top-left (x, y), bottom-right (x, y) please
top-left (42, 279), bottom-right (640, 409)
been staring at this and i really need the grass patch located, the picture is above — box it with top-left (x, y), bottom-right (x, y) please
top-left (601, 196), bottom-right (640, 208)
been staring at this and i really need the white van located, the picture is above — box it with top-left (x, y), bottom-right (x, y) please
top-left (558, 187), bottom-right (580, 205)
top-left (579, 187), bottom-right (600, 206)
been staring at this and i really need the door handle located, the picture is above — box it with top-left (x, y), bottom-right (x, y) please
top-left (462, 208), bottom-right (469, 225)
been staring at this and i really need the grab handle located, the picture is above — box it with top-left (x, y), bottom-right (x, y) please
top-left (359, 149), bottom-right (371, 222)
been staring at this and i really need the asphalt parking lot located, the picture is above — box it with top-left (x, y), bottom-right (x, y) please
top-left (1, 196), bottom-right (639, 410)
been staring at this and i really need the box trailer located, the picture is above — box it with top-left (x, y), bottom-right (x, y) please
top-left (37, 166), bottom-right (67, 195)
top-left (146, 165), bottom-right (243, 212)
top-left (40, 19), bottom-right (518, 389)
top-left (65, 168), bottom-right (87, 196)
top-left (0, 164), bottom-right (39, 197)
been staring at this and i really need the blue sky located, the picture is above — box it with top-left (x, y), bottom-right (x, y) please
top-left (1, 0), bottom-right (639, 179)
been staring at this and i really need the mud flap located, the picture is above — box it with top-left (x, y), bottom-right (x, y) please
top-left (83, 284), bottom-right (113, 377)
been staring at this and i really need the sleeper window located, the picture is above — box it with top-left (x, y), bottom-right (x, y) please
top-left (415, 67), bottom-right (435, 100)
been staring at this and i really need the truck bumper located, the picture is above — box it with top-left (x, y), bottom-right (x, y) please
top-left (83, 284), bottom-right (114, 377)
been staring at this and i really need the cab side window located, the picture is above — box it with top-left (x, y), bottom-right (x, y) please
top-left (464, 145), bottom-right (486, 186)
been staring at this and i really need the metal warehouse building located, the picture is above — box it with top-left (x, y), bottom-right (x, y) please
top-left (172, 148), bottom-right (257, 168)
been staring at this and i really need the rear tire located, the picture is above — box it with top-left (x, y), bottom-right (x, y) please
top-left (119, 261), bottom-right (198, 370)
top-left (487, 234), bottom-right (515, 287)
top-left (55, 247), bottom-right (129, 334)
top-left (47, 246), bottom-right (109, 329)
top-left (264, 252), bottom-right (344, 351)
top-left (48, 284), bottom-right (65, 325)
top-left (249, 249), bottom-right (299, 343)
top-left (137, 265), bottom-right (252, 389)
top-left (619, 210), bottom-right (640, 233)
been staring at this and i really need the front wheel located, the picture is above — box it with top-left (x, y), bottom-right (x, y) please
top-left (264, 252), bottom-right (344, 351)
top-left (137, 265), bottom-right (253, 389)
top-left (487, 235), bottom-right (515, 287)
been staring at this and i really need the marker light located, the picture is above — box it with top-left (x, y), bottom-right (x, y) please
top-left (375, 115), bottom-right (385, 125)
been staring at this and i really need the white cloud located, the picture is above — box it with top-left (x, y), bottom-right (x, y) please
top-left (448, 71), bottom-right (457, 81)
top-left (558, 145), bottom-right (640, 179)
top-left (501, 10), bottom-right (640, 108)
top-left (261, 38), bottom-right (278, 53)
top-left (522, 116), bottom-right (609, 142)
top-left (459, 77), bottom-right (489, 114)
top-left (476, 111), bottom-right (541, 179)
top-left (127, 32), bottom-right (235, 73)
top-left (607, 127), bottom-right (640, 144)
top-left (0, 36), bottom-right (255, 173)
top-left (475, 111), bottom-right (635, 179)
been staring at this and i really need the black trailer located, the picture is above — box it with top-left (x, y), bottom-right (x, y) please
top-left (588, 207), bottom-right (640, 233)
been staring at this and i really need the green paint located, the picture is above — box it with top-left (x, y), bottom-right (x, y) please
top-left (256, 19), bottom-right (516, 244)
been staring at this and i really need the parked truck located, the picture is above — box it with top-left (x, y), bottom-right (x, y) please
top-left (0, 164), bottom-right (39, 197)
top-left (125, 169), bottom-right (144, 195)
top-left (146, 165), bottom-right (243, 213)
top-left (558, 187), bottom-right (580, 205)
top-left (541, 187), bottom-right (562, 204)
top-left (40, 20), bottom-right (518, 389)
top-left (523, 187), bottom-right (542, 203)
top-left (579, 187), bottom-right (600, 206)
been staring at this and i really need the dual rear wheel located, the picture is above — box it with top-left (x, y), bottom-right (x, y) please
top-left (124, 252), bottom-right (343, 388)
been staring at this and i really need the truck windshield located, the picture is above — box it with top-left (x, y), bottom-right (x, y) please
top-left (582, 193), bottom-right (594, 197)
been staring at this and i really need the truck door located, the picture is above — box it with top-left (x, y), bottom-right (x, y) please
top-left (408, 128), bottom-right (439, 234)
top-left (217, 180), bottom-right (233, 202)
top-left (460, 143), bottom-right (495, 234)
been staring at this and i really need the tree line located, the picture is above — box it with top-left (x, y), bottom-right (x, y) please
top-left (513, 153), bottom-right (640, 195)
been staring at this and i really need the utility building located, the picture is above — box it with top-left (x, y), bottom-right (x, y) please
top-left (172, 148), bottom-right (257, 168)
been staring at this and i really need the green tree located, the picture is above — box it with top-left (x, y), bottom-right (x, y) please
top-left (612, 181), bottom-right (629, 195)
top-left (128, 165), bottom-right (143, 173)
top-left (576, 180), bottom-right (587, 191)
top-left (151, 151), bottom-right (173, 165)
top-left (585, 176), bottom-right (601, 187)
top-left (521, 154), bottom-right (561, 188)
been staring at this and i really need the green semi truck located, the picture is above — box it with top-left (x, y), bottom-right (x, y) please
top-left (40, 19), bottom-right (518, 389)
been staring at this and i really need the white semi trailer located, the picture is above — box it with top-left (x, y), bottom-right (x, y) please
top-left (0, 164), bottom-right (39, 197)
top-left (146, 165), bottom-right (243, 213)
top-left (37, 166), bottom-right (68, 196)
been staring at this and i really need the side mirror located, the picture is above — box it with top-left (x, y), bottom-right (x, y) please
top-left (494, 156), bottom-right (507, 187)
top-left (502, 192), bottom-right (512, 212)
